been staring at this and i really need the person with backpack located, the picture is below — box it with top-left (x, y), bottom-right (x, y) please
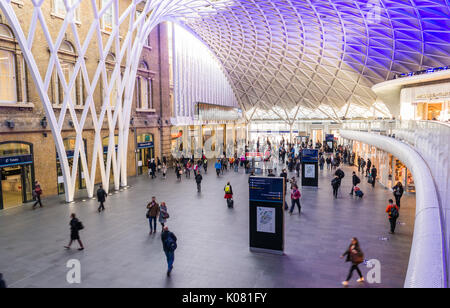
top-left (393, 182), bottom-right (404, 208)
top-left (159, 202), bottom-right (170, 229)
top-left (161, 226), bottom-right (177, 276)
top-left (195, 172), bottom-right (203, 193)
top-left (290, 184), bottom-right (302, 215)
top-left (350, 172), bottom-right (361, 196)
top-left (224, 182), bottom-right (234, 208)
top-left (341, 237), bottom-right (365, 287)
top-left (386, 199), bottom-right (400, 234)
top-left (331, 175), bottom-right (341, 199)
top-left (32, 180), bottom-right (43, 209)
top-left (96, 184), bottom-right (108, 212)
top-left (146, 197), bottom-right (160, 234)
top-left (64, 213), bottom-right (84, 251)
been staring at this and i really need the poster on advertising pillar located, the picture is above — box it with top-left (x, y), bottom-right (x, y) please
top-left (304, 164), bottom-right (315, 179)
top-left (256, 207), bottom-right (276, 234)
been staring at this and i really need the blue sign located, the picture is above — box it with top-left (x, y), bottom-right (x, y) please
top-left (301, 149), bottom-right (319, 162)
top-left (0, 155), bottom-right (33, 167)
top-left (249, 177), bottom-right (284, 203)
top-left (137, 142), bottom-right (154, 149)
top-left (103, 145), bottom-right (118, 154)
top-left (326, 134), bottom-right (334, 142)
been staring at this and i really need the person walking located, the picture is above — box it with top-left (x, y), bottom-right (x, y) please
top-left (203, 158), bottom-right (208, 173)
top-left (185, 161), bottom-right (192, 178)
top-left (326, 156), bottom-right (332, 170)
top-left (331, 175), bottom-right (341, 199)
top-left (289, 184), bottom-right (301, 215)
top-left (175, 164), bottom-right (182, 181)
top-left (319, 156), bottom-right (325, 170)
top-left (341, 237), bottom-right (365, 287)
top-left (96, 184), bottom-right (108, 212)
top-left (386, 199), bottom-right (400, 234)
top-left (161, 226), bottom-right (177, 276)
top-left (149, 159), bottom-right (157, 179)
top-left (32, 181), bottom-right (43, 209)
top-left (0, 273), bottom-right (7, 288)
top-left (215, 160), bottom-right (222, 177)
top-left (350, 172), bottom-right (360, 196)
top-left (360, 158), bottom-right (366, 175)
top-left (64, 213), bottom-right (85, 251)
top-left (162, 162), bottom-right (167, 179)
top-left (393, 182), bottom-right (404, 208)
top-left (366, 159), bottom-right (372, 177)
top-left (146, 197), bottom-right (160, 234)
top-left (370, 166), bottom-right (377, 188)
top-left (357, 156), bottom-right (361, 172)
top-left (159, 202), bottom-right (169, 229)
top-left (195, 172), bottom-right (203, 193)
top-left (224, 182), bottom-right (234, 208)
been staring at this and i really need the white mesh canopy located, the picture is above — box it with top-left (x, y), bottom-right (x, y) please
top-left (183, 0), bottom-right (450, 121)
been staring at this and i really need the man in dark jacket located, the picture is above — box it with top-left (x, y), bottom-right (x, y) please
top-left (350, 172), bottom-right (360, 195)
top-left (366, 159), bottom-right (372, 177)
top-left (370, 166), bottom-right (377, 188)
top-left (64, 213), bottom-right (84, 251)
top-left (331, 176), bottom-right (341, 198)
top-left (0, 273), bottom-right (6, 288)
top-left (161, 226), bottom-right (177, 276)
top-left (97, 185), bottom-right (108, 212)
top-left (195, 173), bottom-right (203, 193)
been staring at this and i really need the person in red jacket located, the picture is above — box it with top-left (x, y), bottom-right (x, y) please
top-left (386, 199), bottom-right (399, 234)
top-left (290, 184), bottom-right (301, 215)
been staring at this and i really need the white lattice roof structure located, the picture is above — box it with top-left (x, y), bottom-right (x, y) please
top-left (182, 0), bottom-right (450, 121)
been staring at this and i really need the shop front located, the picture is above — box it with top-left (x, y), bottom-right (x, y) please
top-left (0, 142), bottom-right (35, 210)
top-left (136, 133), bottom-right (155, 175)
top-left (349, 140), bottom-right (415, 192)
top-left (400, 81), bottom-right (450, 121)
top-left (56, 137), bottom-right (87, 195)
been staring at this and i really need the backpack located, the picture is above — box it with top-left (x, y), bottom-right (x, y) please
top-left (225, 185), bottom-right (231, 194)
top-left (390, 205), bottom-right (399, 219)
top-left (355, 176), bottom-right (361, 184)
top-left (331, 178), bottom-right (340, 187)
top-left (77, 221), bottom-right (84, 231)
top-left (165, 234), bottom-right (177, 251)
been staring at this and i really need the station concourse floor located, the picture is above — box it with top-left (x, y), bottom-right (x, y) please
top-left (0, 164), bottom-right (415, 288)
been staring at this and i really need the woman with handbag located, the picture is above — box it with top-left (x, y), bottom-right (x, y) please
top-left (159, 202), bottom-right (170, 229)
top-left (341, 237), bottom-right (365, 286)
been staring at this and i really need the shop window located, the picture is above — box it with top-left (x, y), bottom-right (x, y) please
top-left (101, 0), bottom-right (115, 32)
top-left (105, 53), bottom-right (120, 108)
top-left (53, 0), bottom-right (80, 22)
top-left (0, 24), bottom-right (28, 104)
top-left (136, 61), bottom-right (152, 110)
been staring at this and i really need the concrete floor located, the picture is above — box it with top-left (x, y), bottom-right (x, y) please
top-left (0, 163), bottom-right (415, 288)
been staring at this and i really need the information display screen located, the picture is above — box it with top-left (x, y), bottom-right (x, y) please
top-left (249, 176), bottom-right (285, 254)
top-left (249, 177), bottom-right (284, 202)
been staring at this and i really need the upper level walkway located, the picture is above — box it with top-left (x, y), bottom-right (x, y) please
top-left (0, 163), bottom-right (415, 288)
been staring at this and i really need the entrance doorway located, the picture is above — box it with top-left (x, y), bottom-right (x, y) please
top-left (137, 133), bottom-right (154, 175)
top-left (0, 142), bottom-right (35, 210)
top-left (56, 137), bottom-right (87, 195)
